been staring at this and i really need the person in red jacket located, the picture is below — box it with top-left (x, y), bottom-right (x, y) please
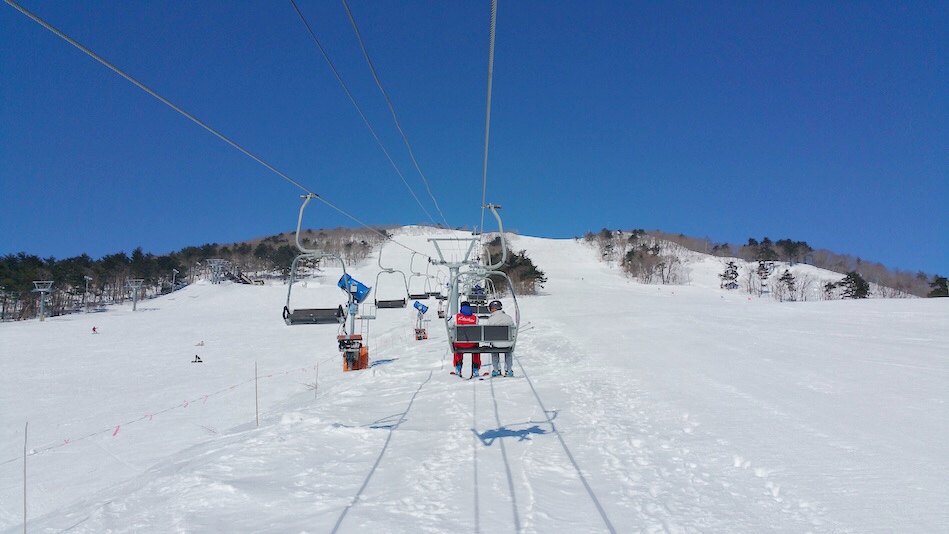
top-left (449, 301), bottom-right (480, 376)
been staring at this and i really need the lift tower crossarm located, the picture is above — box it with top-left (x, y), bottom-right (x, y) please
top-left (427, 237), bottom-right (479, 319)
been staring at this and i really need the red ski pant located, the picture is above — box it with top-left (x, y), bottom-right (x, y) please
top-left (453, 343), bottom-right (480, 370)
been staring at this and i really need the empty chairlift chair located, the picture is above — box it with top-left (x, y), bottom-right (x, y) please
top-left (285, 194), bottom-right (373, 372)
top-left (374, 241), bottom-right (408, 309)
top-left (407, 252), bottom-right (433, 300)
top-left (283, 253), bottom-right (349, 325)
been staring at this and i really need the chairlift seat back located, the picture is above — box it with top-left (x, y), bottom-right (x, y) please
top-left (452, 325), bottom-right (515, 353)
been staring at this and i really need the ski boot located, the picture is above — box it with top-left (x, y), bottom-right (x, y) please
top-left (505, 370), bottom-right (514, 377)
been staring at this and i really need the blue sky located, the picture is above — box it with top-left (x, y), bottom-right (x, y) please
top-left (2, 1), bottom-right (946, 275)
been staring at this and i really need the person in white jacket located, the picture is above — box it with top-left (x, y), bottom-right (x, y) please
top-left (483, 300), bottom-right (515, 377)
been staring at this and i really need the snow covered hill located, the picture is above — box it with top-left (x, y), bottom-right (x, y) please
top-left (1, 227), bottom-right (947, 533)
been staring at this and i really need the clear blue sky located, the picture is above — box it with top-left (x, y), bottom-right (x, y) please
top-left (2, 1), bottom-right (946, 275)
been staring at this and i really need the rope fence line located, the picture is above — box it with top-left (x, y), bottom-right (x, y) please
top-left (0, 357), bottom-right (341, 468)
top-left (3, 325), bottom-right (425, 469)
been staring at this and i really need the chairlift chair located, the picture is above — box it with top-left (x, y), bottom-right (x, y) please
top-left (430, 270), bottom-right (448, 300)
top-left (407, 252), bottom-right (433, 300)
top-left (283, 253), bottom-right (348, 325)
top-left (374, 240), bottom-right (409, 309)
top-left (449, 269), bottom-right (520, 356)
top-left (435, 204), bottom-right (520, 357)
top-left (287, 194), bottom-right (371, 371)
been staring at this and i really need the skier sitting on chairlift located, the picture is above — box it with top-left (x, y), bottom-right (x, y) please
top-left (484, 300), bottom-right (515, 377)
top-left (449, 301), bottom-right (480, 376)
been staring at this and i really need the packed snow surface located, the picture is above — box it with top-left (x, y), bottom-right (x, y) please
top-left (1, 228), bottom-right (947, 533)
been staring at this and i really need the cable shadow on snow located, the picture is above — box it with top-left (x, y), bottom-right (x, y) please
top-left (471, 424), bottom-right (548, 447)
top-left (366, 414), bottom-right (403, 430)
top-left (331, 371), bottom-right (433, 533)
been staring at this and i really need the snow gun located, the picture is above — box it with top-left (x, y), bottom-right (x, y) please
top-left (338, 274), bottom-right (371, 303)
top-left (414, 301), bottom-right (429, 340)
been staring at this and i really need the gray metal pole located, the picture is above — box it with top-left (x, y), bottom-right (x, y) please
top-left (32, 282), bottom-right (53, 321)
top-left (23, 421), bottom-right (28, 534)
top-left (127, 279), bottom-right (144, 311)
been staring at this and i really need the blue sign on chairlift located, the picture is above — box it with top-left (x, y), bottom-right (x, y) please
top-left (338, 274), bottom-right (371, 303)
top-left (413, 301), bottom-right (429, 314)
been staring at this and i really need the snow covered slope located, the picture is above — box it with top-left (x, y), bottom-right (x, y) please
top-left (1, 228), bottom-right (947, 533)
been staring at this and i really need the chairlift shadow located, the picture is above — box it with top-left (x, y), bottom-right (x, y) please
top-left (472, 424), bottom-right (547, 446)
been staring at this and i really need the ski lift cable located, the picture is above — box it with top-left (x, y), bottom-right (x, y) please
top-left (340, 0), bottom-right (452, 230)
top-left (479, 0), bottom-right (498, 238)
top-left (3, 0), bottom-right (313, 196)
top-left (5, 0), bottom-right (436, 261)
top-left (289, 0), bottom-right (439, 227)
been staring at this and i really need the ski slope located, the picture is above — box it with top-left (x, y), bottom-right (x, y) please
top-left (1, 228), bottom-right (947, 533)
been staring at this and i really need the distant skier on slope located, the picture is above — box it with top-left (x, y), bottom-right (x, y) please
top-left (449, 301), bottom-right (480, 376)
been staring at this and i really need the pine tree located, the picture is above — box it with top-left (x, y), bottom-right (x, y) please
top-left (485, 237), bottom-right (547, 294)
top-left (756, 238), bottom-right (779, 261)
top-left (719, 261), bottom-right (739, 289)
top-left (824, 281), bottom-right (838, 299)
top-left (756, 261), bottom-right (772, 280)
top-left (839, 271), bottom-right (870, 299)
top-left (755, 261), bottom-right (773, 296)
top-left (928, 276), bottom-right (948, 298)
top-left (779, 269), bottom-right (796, 301)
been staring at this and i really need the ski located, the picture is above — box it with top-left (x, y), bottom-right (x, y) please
top-left (487, 372), bottom-right (521, 379)
top-left (450, 371), bottom-right (489, 380)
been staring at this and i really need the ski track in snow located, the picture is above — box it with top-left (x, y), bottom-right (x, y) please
top-left (517, 315), bottom-right (821, 533)
top-left (1, 228), bottom-right (947, 533)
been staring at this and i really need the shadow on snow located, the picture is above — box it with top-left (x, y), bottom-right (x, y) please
top-left (473, 424), bottom-right (548, 446)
